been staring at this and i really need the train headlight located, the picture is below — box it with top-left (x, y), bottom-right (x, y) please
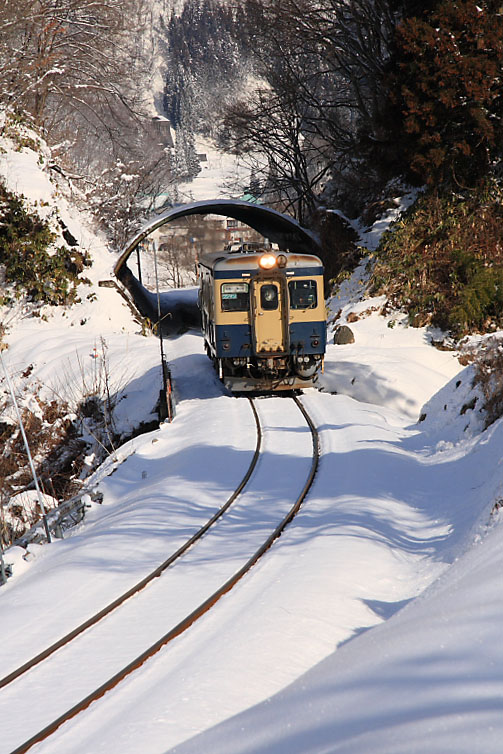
top-left (277, 254), bottom-right (287, 268)
top-left (259, 253), bottom-right (277, 270)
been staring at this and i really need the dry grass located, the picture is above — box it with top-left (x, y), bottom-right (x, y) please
top-left (0, 393), bottom-right (84, 544)
top-left (0, 338), bottom-right (156, 544)
top-left (465, 336), bottom-right (503, 428)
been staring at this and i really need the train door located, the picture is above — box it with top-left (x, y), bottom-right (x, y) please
top-left (252, 279), bottom-right (286, 353)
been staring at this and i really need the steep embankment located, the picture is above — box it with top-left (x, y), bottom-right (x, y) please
top-left (0, 126), bottom-right (163, 540)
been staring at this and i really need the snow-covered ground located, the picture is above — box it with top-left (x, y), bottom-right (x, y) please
top-left (2, 133), bottom-right (503, 754)
top-left (176, 135), bottom-right (255, 203)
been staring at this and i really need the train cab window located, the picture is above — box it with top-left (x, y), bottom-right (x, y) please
top-left (221, 282), bottom-right (249, 311)
top-left (288, 280), bottom-right (317, 309)
top-left (260, 284), bottom-right (279, 310)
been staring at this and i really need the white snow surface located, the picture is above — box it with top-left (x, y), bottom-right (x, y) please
top-left (176, 135), bottom-right (255, 203)
top-left (1, 133), bottom-right (503, 754)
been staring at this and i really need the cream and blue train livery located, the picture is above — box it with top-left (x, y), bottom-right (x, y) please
top-left (198, 243), bottom-right (326, 391)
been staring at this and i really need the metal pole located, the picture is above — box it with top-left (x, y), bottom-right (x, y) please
top-left (153, 240), bottom-right (163, 336)
top-left (136, 246), bottom-right (142, 285)
top-left (0, 537), bottom-right (7, 585)
top-left (152, 239), bottom-right (170, 421)
top-left (0, 352), bottom-right (52, 543)
top-left (153, 239), bottom-right (168, 369)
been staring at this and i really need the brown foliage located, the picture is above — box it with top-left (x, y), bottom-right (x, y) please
top-left (0, 395), bottom-right (84, 544)
top-left (371, 181), bottom-right (503, 335)
top-left (391, 1), bottom-right (503, 186)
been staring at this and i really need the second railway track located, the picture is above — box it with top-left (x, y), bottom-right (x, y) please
top-left (3, 394), bottom-right (319, 754)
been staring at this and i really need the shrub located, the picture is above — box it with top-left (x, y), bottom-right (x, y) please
top-left (0, 391), bottom-right (85, 544)
top-left (468, 337), bottom-right (503, 427)
top-left (371, 182), bottom-right (503, 336)
top-left (0, 181), bottom-right (91, 306)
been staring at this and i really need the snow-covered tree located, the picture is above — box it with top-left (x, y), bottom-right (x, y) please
top-left (0, 0), bottom-right (177, 247)
top-left (163, 0), bottom-right (251, 138)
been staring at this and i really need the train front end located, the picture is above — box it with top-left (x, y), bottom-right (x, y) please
top-left (199, 247), bottom-right (326, 392)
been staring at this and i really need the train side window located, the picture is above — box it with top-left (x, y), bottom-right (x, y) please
top-left (288, 280), bottom-right (317, 309)
top-left (260, 284), bottom-right (279, 310)
top-left (221, 282), bottom-right (249, 311)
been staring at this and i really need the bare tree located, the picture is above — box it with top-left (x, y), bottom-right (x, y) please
top-left (87, 150), bottom-right (175, 249)
top-left (224, 0), bottom-right (404, 218)
top-left (222, 84), bottom-right (332, 224)
top-left (1, 1), bottom-right (131, 125)
top-left (0, 1), bottom-right (176, 248)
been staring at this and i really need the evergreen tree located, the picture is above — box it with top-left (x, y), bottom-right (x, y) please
top-left (163, 0), bottom-right (251, 136)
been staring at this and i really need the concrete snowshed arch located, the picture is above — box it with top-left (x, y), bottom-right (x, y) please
top-left (113, 199), bottom-right (321, 276)
top-left (113, 199), bottom-right (321, 334)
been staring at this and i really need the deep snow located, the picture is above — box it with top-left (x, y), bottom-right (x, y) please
top-left (1, 132), bottom-right (503, 754)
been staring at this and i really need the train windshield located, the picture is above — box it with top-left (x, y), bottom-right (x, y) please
top-left (221, 282), bottom-right (249, 311)
top-left (288, 280), bottom-right (317, 309)
top-left (260, 284), bottom-right (279, 310)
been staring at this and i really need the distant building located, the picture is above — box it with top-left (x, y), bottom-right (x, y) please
top-left (225, 217), bottom-right (263, 245)
top-left (149, 115), bottom-right (174, 148)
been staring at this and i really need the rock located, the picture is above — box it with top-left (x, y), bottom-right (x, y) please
top-left (333, 325), bottom-right (355, 345)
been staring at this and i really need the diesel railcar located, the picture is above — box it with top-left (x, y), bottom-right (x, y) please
top-left (198, 243), bottom-right (326, 391)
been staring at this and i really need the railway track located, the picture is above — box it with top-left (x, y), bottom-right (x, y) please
top-left (0, 398), bottom-right (261, 693)
top-left (5, 395), bottom-right (319, 754)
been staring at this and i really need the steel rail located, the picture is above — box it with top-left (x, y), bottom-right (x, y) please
top-left (1, 398), bottom-right (261, 692)
top-left (10, 395), bottom-right (320, 754)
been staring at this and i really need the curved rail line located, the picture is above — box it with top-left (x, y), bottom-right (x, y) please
top-left (10, 395), bottom-right (320, 754)
top-left (1, 398), bottom-right (261, 692)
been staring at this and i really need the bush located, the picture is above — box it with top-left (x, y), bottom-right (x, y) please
top-left (0, 393), bottom-right (84, 544)
top-left (391, 0), bottom-right (503, 187)
top-left (466, 337), bottom-right (503, 428)
top-left (371, 182), bottom-right (503, 336)
top-left (0, 181), bottom-right (91, 306)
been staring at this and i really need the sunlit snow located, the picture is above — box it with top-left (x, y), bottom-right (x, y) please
top-left (1, 131), bottom-right (503, 754)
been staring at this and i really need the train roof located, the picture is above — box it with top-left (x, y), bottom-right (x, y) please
top-left (198, 249), bottom-right (324, 276)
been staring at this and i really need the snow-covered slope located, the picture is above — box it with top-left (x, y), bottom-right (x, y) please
top-left (2, 131), bottom-right (503, 754)
top-left (0, 128), bottom-right (163, 436)
top-left (176, 135), bottom-right (253, 203)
